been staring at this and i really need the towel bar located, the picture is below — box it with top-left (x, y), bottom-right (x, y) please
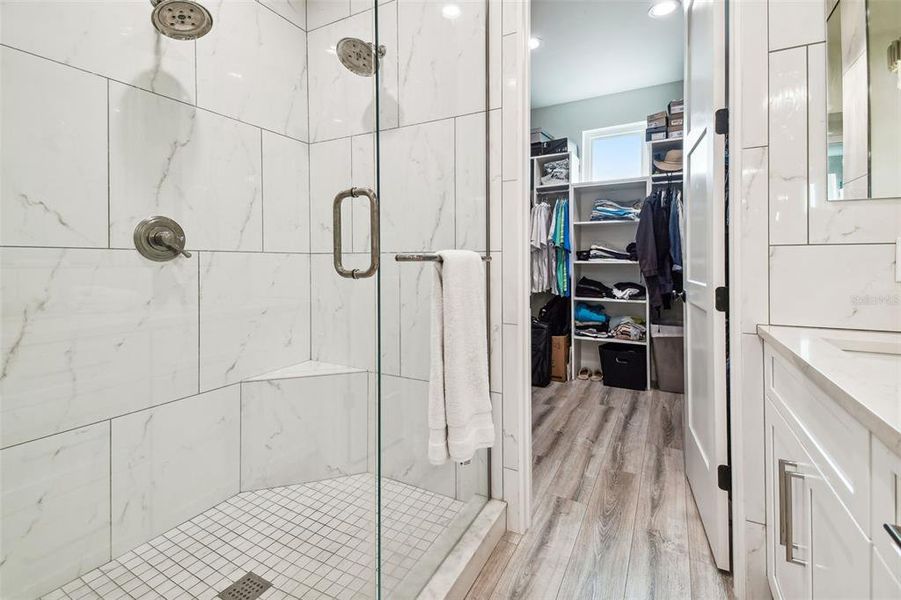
top-left (395, 253), bottom-right (492, 263)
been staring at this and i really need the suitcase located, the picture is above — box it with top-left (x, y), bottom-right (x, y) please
top-left (531, 318), bottom-right (552, 387)
top-left (530, 137), bottom-right (574, 157)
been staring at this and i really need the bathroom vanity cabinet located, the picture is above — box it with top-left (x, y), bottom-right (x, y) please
top-left (759, 327), bottom-right (901, 600)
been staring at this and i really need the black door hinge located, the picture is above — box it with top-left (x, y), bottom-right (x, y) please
top-left (717, 464), bottom-right (731, 492)
top-left (715, 286), bottom-right (728, 312)
top-left (715, 108), bottom-right (729, 135)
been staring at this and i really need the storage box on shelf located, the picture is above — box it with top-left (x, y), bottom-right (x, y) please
top-left (568, 175), bottom-right (650, 389)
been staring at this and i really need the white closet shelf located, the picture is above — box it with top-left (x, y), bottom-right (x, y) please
top-left (572, 177), bottom-right (649, 193)
top-left (573, 336), bottom-right (647, 346)
top-left (573, 296), bottom-right (647, 304)
top-left (573, 220), bottom-right (639, 226)
top-left (573, 259), bottom-right (639, 265)
top-left (531, 152), bottom-right (569, 161)
top-left (535, 182), bottom-right (570, 190)
top-left (649, 138), bottom-right (683, 152)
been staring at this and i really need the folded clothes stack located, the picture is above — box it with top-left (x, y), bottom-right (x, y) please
top-left (575, 277), bottom-right (646, 300)
top-left (576, 243), bottom-right (637, 262)
top-left (575, 276), bottom-right (613, 298)
top-left (609, 316), bottom-right (647, 341)
top-left (589, 199), bottom-right (639, 222)
top-left (612, 281), bottom-right (646, 300)
top-left (541, 159), bottom-right (569, 185)
top-left (574, 302), bottom-right (610, 339)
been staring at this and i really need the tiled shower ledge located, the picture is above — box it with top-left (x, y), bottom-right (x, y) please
top-left (43, 474), bottom-right (465, 600)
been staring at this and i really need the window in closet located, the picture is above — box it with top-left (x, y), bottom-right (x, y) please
top-left (581, 121), bottom-right (649, 181)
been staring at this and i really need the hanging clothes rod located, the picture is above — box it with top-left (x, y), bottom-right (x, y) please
top-left (395, 253), bottom-right (492, 263)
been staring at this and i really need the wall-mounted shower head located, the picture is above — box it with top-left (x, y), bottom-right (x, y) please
top-left (151, 0), bottom-right (213, 41)
top-left (336, 37), bottom-right (386, 77)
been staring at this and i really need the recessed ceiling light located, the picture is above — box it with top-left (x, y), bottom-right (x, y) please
top-left (529, 37), bottom-right (541, 50)
top-left (648, 0), bottom-right (680, 18)
top-left (441, 4), bottom-right (461, 19)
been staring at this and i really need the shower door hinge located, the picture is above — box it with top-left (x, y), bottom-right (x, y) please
top-left (715, 108), bottom-right (729, 135)
top-left (715, 286), bottom-right (728, 312)
top-left (717, 464), bottom-right (732, 492)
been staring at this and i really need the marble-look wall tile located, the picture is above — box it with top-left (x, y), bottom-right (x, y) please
top-left (770, 244), bottom-right (901, 331)
top-left (109, 83), bottom-right (263, 252)
top-left (489, 392), bottom-right (503, 498)
top-left (489, 109), bottom-right (504, 253)
top-left (111, 386), bottom-right (240, 556)
top-left (0, 423), bottom-right (110, 600)
top-left (241, 372), bottom-right (368, 490)
top-left (262, 132), bottom-right (311, 252)
top-left (501, 323), bottom-right (519, 468)
top-left (351, 133), bottom-right (377, 253)
top-left (740, 334), bottom-right (765, 525)
top-left (456, 112), bottom-right (489, 252)
top-left (807, 43), bottom-right (827, 213)
top-left (739, 0), bottom-right (768, 149)
top-left (307, 4), bottom-right (398, 142)
top-left (1, 49), bottom-right (108, 248)
top-left (768, 47), bottom-right (808, 245)
top-left (502, 33), bottom-right (522, 182)
top-left (310, 254), bottom-right (376, 370)
top-left (0, 248), bottom-right (199, 448)
top-left (501, 0), bottom-right (520, 36)
top-left (381, 374), bottom-right (456, 496)
top-left (200, 252), bottom-right (311, 388)
top-left (489, 252), bottom-right (503, 393)
top-left (307, 0), bottom-right (351, 30)
top-left (0, 1), bottom-right (195, 103)
top-left (502, 466), bottom-right (521, 532)
top-left (488, 0), bottom-right (502, 110)
top-left (809, 198), bottom-right (901, 244)
top-left (197, 0), bottom-right (308, 140)
top-left (380, 119), bottom-right (456, 252)
top-left (740, 147), bottom-right (769, 333)
top-left (379, 252), bottom-right (402, 376)
top-left (310, 137), bottom-right (353, 253)
top-left (767, 0), bottom-right (826, 51)
top-left (397, 0), bottom-right (486, 125)
top-left (744, 521), bottom-right (773, 600)
top-left (501, 180), bottom-right (524, 325)
top-left (399, 261), bottom-right (432, 380)
top-left (261, 0), bottom-right (308, 29)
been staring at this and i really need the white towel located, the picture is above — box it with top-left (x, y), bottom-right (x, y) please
top-left (428, 250), bottom-right (496, 465)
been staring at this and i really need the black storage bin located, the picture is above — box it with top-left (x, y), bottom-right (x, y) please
top-left (531, 318), bottom-right (552, 387)
top-left (599, 343), bottom-right (646, 390)
top-left (530, 137), bottom-right (574, 157)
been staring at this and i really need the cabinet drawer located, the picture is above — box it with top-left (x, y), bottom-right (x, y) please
top-left (873, 547), bottom-right (901, 600)
top-left (765, 346), bottom-right (870, 531)
top-left (872, 438), bottom-right (901, 581)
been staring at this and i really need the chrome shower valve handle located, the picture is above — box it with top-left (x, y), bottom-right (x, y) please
top-left (134, 216), bottom-right (192, 261)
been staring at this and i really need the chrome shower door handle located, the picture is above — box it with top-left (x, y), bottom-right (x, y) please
top-left (333, 187), bottom-right (379, 279)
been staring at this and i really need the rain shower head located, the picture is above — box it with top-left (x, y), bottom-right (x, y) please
top-left (336, 37), bottom-right (386, 77)
top-left (151, 0), bottom-right (213, 41)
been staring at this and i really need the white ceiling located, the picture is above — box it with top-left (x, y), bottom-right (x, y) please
top-left (530, 0), bottom-right (684, 108)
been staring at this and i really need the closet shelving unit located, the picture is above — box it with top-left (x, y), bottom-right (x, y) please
top-left (568, 175), bottom-right (651, 389)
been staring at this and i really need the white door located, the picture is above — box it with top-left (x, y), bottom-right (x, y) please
top-left (682, 0), bottom-right (730, 570)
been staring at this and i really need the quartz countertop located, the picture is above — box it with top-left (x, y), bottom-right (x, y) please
top-left (758, 325), bottom-right (901, 455)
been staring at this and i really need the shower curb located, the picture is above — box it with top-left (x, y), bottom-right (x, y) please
top-left (415, 499), bottom-right (507, 600)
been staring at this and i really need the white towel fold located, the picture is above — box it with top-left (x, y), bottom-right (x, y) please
top-left (428, 250), bottom-right (496, 465)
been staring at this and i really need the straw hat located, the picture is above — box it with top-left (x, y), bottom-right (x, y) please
top-left (653, 149), bottom-right (683, 172)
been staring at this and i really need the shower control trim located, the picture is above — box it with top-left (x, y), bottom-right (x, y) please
top-left (134, 216), bottom-right (193, 261)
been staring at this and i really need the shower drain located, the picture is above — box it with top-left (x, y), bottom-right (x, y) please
top-left (217, 572), bottom-right (272, 600)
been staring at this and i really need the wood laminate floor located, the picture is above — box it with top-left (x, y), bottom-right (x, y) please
top-left (466, 382), bottom-right (735, 600)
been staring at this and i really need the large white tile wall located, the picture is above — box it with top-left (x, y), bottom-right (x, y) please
top-left (734, 0), bottom-right (901, 594)
top-left (0, 2), bottom-right (316, 596)
top-left (1, 0), bottom-right (508, 594)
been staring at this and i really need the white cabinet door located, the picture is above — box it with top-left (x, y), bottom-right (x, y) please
top-left (766, 400), bottom-right (811, 600)
top-left (809, 473), bottom-right (870, 599)
top-left (872, 547), bottom-right (901, 600)
top-left (682, 0), bottom-right (730, 570)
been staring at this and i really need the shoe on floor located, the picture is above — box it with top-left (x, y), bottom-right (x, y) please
top-left (591, 370), bottom-right (602, 382)
top-left (577, 367), bottom-right (591, 380)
